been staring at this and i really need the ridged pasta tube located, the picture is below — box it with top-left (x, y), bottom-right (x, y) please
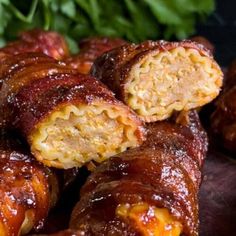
top-left (69, 111), bottom-right (207, 236)
top-left (91, 40), bottom-right (223, 122)
top-left (0, 53), bottom-right (145, 169)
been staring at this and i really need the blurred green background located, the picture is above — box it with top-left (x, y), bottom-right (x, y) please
top-left (0, 0), bottom-right (215, 53)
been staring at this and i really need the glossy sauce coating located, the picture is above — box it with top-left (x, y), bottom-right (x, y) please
top-left (0, 53), bottom-right (74, 127)
top-left (211, 86), bottom-right (236, 153)
top-left (91, 40), bottom-right (212, 101)
top-left (66, 37), bottom-right (126, 74)
top-left (0, 52), bottom-right (145, 169)
top-left (0, 131), bottom-right (58, 236)
top-left (211, 58), bottom-right (236, 153)
top-left (12, 72), bottom-right (143, 140)
top-left (0, 29), bottom-right (69, 60)
top-left (70, 111), bottom-right (207, 236)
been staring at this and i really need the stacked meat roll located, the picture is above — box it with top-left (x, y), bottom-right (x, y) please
top-left (0, 29), bottom-right (69, 60)
top-left (66, 37), bottom-right (126, 74)
top-left (211, 60), bottom-right (236, 153)
top-left (0, 54), bottom-right (145, 169)
top-left (91, 40), bottom-right (223, 122)
top-left (0, 30), bottom-right (223, 236)
top-left (69, 111), bottom-right (207, 236)
top-left (190, 36), bottom-right (214, 54)
top-left (0, 131), bottom-right (59, 236)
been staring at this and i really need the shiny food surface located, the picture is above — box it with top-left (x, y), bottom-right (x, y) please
top-left (0, 132), bottom-right (57, 236)
top-left (0, 29), bottom-right (69, 60)
top-left (91, 40), bottom-right (223, 122)
top-left (70, 111), bottom-right (207, 236)
top-left (66, 37), bottom-right (126, 74)
top-left (0, 52), bottom-right (145, 169)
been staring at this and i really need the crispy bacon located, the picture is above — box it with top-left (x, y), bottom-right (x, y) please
top-left (0, 131), bottom-right (59, 236)
top-left (69, 111), bottom-right (207, 236)
top-left (0, 29), bottom-right (69, 60)
top-left (0, 53), bottom-right (145, 169)
top-left (66, 37), bottom-right (126, 74)
top-left (91, 40), bottom-right (223, 122)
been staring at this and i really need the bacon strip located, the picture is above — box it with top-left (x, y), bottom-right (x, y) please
top-left (69, 111), bottom-right (207, 236)
top-left (91, 40), bottom-right (223, 122)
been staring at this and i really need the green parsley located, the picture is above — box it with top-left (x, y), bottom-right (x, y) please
top-left (0, 0), bottom-right (215, 53)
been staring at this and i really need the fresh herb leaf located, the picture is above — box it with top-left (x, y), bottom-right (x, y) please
top-left (0, 0), bottom-right (215, 53)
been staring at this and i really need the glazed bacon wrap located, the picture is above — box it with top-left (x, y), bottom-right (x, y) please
top-left (0, 29), bottom-right (69, 60)
top-left (0, 53), bottom-right (145, 169)
top-left (70, 111), bottom-right (207, 236)
top-left (66, 37), bottom-right (126, 74)
top-left (0, 132), bottom-right (59, 236)
top-left (211, 60), bottom-right (236, 153)
top-left (0, 53), bottom-right (74, 127)
top-left (91, 40), bottom-right (223, 122)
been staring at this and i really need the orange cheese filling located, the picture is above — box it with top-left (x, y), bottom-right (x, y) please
top-left (116, 203), bottom-right (183, 236)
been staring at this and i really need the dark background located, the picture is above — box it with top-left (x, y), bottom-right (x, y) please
top-left (197, 0), bottom-right (236, 66)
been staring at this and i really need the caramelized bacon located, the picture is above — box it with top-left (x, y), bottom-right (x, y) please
top-left (190, 36), bottom-right (214, 54)
top-left (0, 29), bottom-right (69, 60)
top-left (66, 37), bottom-right (126, 74)
top-left (0, 53), bottom-right (145, 169)
top-left (211, 86), bottom-right (236, 153)
top-left (211, 58), bottom-right (236, 153)
top-left (0, 131), bottom-right (59, 236)
top-left (0, 53), bottom-right (74, 127)
top-left (69, 111), bottom-right (207, 236)
top-left (91, 40), bottom-right (223, 122)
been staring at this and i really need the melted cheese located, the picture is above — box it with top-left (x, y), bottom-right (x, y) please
top-left (125, 47), bottom-right (223, 122)
top-left (116, 203), bottom-right (183, 236)
top-left (30, 102), bottom-right (142, 169)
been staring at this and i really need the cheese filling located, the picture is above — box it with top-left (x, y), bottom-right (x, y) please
top-left (116, 203), bottom-right (183, 236)
top-left (125, 47), bottom-right (223, 122)
top-left (30, 103), bottom-right (141, 169)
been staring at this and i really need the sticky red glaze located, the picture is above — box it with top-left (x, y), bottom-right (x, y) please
top-left (142, 111), bottom-right (207, 186)
top-left (0, 29), bottom-right (69, 60)
top-left (0, 53), bottom-right (74, 127)
top-left (91, 40), bottom-right (212, 101)
top-left (190, 36), bottom-right (214, 54)
top-left (66, 37), bottom-right (126, 74)
top-left (12, 72), bottom-right (144, 143)
top-left (70, 111), bottom-right (207, 236)
top-left (211, 86), bottom-right (236, 153)
top-left (49, 229), bottom-right (84, 236)
top-left (0, 132), bottom-right (57, 235)
top-left (225, 59), bottom-right (236, 88)
top-left (211, 58), bottom-right (236, 153)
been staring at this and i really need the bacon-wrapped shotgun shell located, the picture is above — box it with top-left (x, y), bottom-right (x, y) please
top-left (0, 53), bottom-right (74, 127)
top-left (0, 29), bottom-right (69, 60)
top-left (66, 37), bottom-right (126, 74)
top-left (211, 86), bottom-right (236, 153)
top-left (70, 111), bottom-right (207, 236)
top-left (0, 131), bottom-right (59, 236)
top-left (91, 40), bottom-right (223, 122)
top-left (190, 36), bottom-right (214, 54)
top-left (0, 53), bottom-right (145, 169)
top-left (225, 59), bottom-right (236, 89)
top-left (211, 59), bottom-right (236, 153)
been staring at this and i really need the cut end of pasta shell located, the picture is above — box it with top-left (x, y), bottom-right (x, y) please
top-left (29, 102), bottom-right (145, 169)
top-left (125, 46), bottom-right (223, 122)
